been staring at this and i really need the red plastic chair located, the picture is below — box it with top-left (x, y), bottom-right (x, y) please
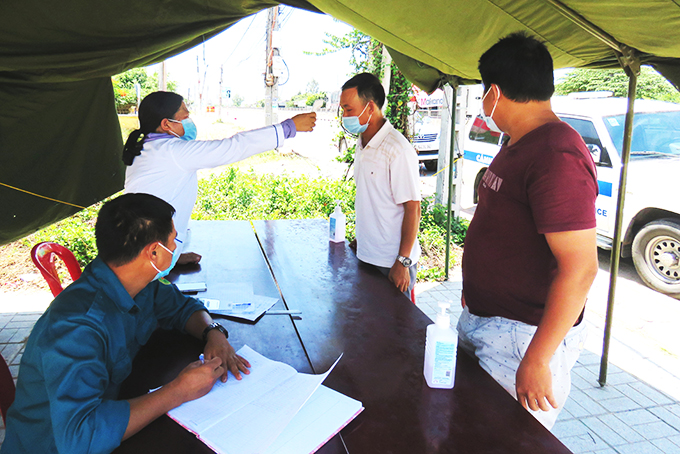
top-left (31, 242), bottom-right (82, 297)
top-left (1, 353), bottom-right (15, 424)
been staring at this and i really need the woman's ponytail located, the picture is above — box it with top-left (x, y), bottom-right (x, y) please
top-left (122, 129), bottom-right (146, 166)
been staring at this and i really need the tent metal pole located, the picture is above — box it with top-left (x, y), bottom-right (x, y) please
top-left (544, 0), bottom-right (622, 52)
top-left (598, 58), bottom-right (639, 386)
top-left (545, 0), bottom-right (644, 387)
top-left (444, 84), bottom-right (458, 279)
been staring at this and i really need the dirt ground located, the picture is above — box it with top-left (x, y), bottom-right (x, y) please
top-left (0, 241), bottom-right (54, 293)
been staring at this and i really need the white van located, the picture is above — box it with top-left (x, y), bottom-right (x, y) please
top-left (459, 93), bottom-right (680, 296)
top-left (411, 88), bottom-right (444, 171)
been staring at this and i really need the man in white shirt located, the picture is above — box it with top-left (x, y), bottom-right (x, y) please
top-left (340, 73), bottom-right (421, 301)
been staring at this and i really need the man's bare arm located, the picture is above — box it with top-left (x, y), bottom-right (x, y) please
top-left (388, 200), bottom-right (421, 292)
top-left (515, 228), bottom-right (598, 412)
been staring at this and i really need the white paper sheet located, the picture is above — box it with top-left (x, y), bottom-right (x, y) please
top-left (264, 385), bottom-right (364, 454)
top-left (168, 346), bottom-right (297, 433)
top-left (198, 281), bottom-right (280, 321)
top-left (167, 346), bottom-right (349, 454)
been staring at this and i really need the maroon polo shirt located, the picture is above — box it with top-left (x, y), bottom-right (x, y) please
top-left (462, 121), bottom-right (598, 326)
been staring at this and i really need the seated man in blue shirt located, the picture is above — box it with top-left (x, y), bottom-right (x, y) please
top-left (2, 193), bottom-right (251, 454)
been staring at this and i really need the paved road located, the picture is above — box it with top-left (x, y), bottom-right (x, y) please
top-left (584, 248), bottom-right (680, 399)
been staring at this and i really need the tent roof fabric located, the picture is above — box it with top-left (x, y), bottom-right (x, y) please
top-left (1, 0), bottom-right (679, 243)
top-left (304, 0), bottom-right (680, 92)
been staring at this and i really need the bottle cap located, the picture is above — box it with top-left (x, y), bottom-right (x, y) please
top-left (436, 302), bottom-right (451, 328)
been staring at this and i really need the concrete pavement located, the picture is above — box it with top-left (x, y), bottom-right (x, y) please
top-left (415, 266), bottom-right (680, 454)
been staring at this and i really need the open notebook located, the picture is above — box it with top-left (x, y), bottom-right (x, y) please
top-left (167, 346), bottom-right (363, 454)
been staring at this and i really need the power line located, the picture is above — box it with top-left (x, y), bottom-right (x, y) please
top-left (220, 13), bottom-right (260, 66)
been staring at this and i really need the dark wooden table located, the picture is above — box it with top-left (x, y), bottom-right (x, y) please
top-left (116, 220), bottom-right (572, 454)
top-left (254, 219), bottom-right (572, 454)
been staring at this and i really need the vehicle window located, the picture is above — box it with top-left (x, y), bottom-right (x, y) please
top-left (603, 111), bottom-right (680, 159)
top-left (468, 115), bottom-right (503, 145)
top-left (560, 117), bottom-right (611, 167)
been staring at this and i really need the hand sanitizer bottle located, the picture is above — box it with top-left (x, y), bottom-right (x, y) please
top-left (424, 302), bottom-right (458, 389)
top-left (329, 200), bottom-right (346, 243)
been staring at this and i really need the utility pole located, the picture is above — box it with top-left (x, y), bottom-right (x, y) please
top-left (197, 56), bottom-right (202, 113)
top-left (159, 61), bottom-right (167, 91)
top-left (219, 64), bottom-right (223, 119)
top-left (264, 7), bottom-right (279, 126)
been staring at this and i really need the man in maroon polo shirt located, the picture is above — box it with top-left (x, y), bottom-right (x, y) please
top-left (458, 32), bottom-right (599, 429)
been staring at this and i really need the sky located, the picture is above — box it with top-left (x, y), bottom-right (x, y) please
top-left (149, 7), bottom-right (355, 106)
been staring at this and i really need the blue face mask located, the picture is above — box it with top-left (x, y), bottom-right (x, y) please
top-left (342, 103), bottom-right (372, 134)
top-left (169, 118), bottom-right (198, 141)
top-left (150, 239), bottom-right (182, 281)
top-left (481, 85), bottom-right (502, 133)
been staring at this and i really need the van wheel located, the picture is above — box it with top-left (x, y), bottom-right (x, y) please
top-left (632, 219), bottom-right (680, 295)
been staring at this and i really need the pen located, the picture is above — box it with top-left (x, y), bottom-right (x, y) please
top-left (199, 353), bottom-right (205, 364)
top-left (266, 310), bottom-right (302, 315)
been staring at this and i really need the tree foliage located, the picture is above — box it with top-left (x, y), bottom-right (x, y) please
top-left (306, 79), bottom-right (320, 94)
top-left (385, 63), bottom-right (412, 140)
top-left (555, 67), bottom-right (680, 102)
top-left (231, 93), bottom-right (244, 107)
top-left (112, 68), bottom-right (177, 113)
top-left (288, 88), bottom-right (328, 108)
top-left (311, 29), bottom-right (378, 74)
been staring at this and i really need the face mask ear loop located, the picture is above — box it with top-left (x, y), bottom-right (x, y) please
top-left (361, 103), bottom-right (375, 130)
top-left (167, 119), bottom-right (182, 138)
top-left (358, 103), bottom-right (370, 124)
top-left (489, 85), bottom-right (500, 119)
top-left (150, 241), bottom-right (173, 275)
top-left (150, 260), bottom-right (162, 274)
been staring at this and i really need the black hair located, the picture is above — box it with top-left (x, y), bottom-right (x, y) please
top-left (95, 193), bottom-right (176, 266)
top-left (122, 91), bottom-right (184, 166)
top-left (341, 72), bottom-right (386, 109)
top-left (478, 31), bottom-right (555, 102)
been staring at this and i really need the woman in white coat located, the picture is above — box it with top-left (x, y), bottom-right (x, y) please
top-left (123, 91), bottom-right (315, 265)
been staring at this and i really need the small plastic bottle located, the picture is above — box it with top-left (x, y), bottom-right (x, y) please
top-left (329, 200), bottom-right (346, 243)
top-left (424, 302), bottom-right (458, 389)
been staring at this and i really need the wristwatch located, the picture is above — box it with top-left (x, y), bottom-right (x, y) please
top-left (202, 322), bottom-right (229, 343)
top-left (397, 255), bottom-right (413, 267)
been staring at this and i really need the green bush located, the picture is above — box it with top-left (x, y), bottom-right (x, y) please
top-left (23, 173), bottom-right (466, 282)
top-left (416, 196), bottom-right (469, 281)
top-left (194, 168), bottom-right (356, 230)
top-left (420, 196), bottom-right (469, 244)
top-left (23, 201), bottom-right (105, 266)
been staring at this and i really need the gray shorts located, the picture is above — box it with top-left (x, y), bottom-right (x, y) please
top-left (457, 306), bottom-right (587, 429)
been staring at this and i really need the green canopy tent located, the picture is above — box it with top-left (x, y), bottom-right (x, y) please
top-left (3, 0), bottom-right (680, 243)
top-left (2, 0), bottom-right (680, 382)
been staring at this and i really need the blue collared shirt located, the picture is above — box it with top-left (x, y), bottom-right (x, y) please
top-left (1, 257), bottom-right (205, 454)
